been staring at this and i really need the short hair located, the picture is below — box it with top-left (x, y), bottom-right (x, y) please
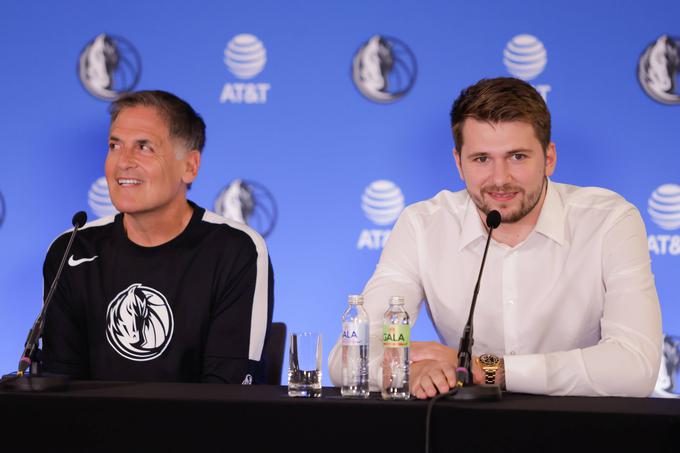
top-left (450, 77), bottom-right (550, 152)
top-left (109, 90), bottom-right (206, 153)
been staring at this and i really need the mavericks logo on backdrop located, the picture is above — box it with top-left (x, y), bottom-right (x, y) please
top-left (220, 34), bottom-right (271, 104)
top-left (352, 35), bottom-right (417, 104)
top-left (653, 334), bottom-right (680, 398)
top-left (638, 35), bottom-right (680, 105)
top-left (78, 34), bottom-right (142, 101)
top-left (503, 34), bottom-right (551, 102)
top-left (0, 190), bottom-right (5, 228)
top-left (647, 183), bottom-right (680, 255)
top-left (88, 176), bottom-right (118, 218)
top-left (215, 179), bottom-right (278, 237)
top-left (106, 284), bottom-right (174, 361)
top-left (357, 180), bottom-right (405, 250)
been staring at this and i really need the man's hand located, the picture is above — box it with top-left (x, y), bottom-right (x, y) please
top-left (410, 359), bottom-right (457, 399)
top-left (409, 341), bottom-right (459, 399)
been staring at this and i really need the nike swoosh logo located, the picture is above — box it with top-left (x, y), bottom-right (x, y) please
top-left (68, 255), bottom-right (98, 267)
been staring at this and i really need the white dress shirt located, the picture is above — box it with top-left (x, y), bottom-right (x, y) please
top-left (329, 181), bottom-right (662, 396)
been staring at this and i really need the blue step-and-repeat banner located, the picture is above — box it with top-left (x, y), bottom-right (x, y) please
top-left (1, 0), bottom-right (679, 395)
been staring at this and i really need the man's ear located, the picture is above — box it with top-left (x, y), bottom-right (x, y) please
top-left (545, 142), bottom-right (556, 177)
top-left (453, 148), bottom-right (464, 181)
top-left (182, 150), bottom-right (201, 185)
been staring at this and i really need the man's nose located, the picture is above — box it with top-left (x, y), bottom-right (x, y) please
top-left (117, 146), bottom-right (137, 170)
top-left (492, 159), bottom-right (512, 187)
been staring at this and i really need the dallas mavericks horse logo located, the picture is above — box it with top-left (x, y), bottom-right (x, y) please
top-left (216, 179), bottom-right (255, 224)
top-left (638, 35), bottom-right (680, 105)
top-left (654, 334), bottom-right (680, 398)
top-left (352, 35), bottom-right (417, 103)
top-left (78, 33), bottom-right (142, 100)
top-left (0, 191), bottom-right (5, 228)
top-left (214, 179), bottom-right (278, 238)
top-left (106, 283), bottom-right (174, 361)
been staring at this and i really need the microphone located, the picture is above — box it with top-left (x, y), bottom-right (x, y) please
top-left (424, 210), bottom-right (502, 451)
top-left (448, 210), bottom-right (502, 400)
top-left (0, 211), bottom-right (87, 391)
top-left (72, 211), bottom-right (87, 229)
top-left (455, 210), bottom-right (501, 384)
top-left (425, 210), bottom-right (502, 450)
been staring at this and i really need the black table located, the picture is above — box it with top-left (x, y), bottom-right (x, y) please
top-left (1, 381), bottom-right (679, 452)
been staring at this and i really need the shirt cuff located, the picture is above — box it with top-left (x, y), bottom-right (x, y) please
top-left (504, 353), bottom-right (548, 394)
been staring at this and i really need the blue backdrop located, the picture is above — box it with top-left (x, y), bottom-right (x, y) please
top-left (1, 0), bottom-right (679, 393)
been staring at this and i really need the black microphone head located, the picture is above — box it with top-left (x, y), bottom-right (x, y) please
top-left (486, 210), bottom-right (501, 229)
top-left (72, 211), bottom-right (87, 228)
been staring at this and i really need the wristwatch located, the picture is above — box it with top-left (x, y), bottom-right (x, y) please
top-left (479, 353), bottom-right (501, 385)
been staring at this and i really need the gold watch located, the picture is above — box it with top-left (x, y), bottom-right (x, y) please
top-left (479, 353), bottom-right (501, 385)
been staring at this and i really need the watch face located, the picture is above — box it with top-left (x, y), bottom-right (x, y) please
top-left (480, 354), bottom-right (500, 367)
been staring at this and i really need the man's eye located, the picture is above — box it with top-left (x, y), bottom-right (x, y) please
top-left (108, 143), bottom-right (119, 151)
top-left (141, 144), bottom-right (153, 152)
top-left (512, 153), bottom-right (526, 161)
top-left (474, 156), bottom-right (488, 163)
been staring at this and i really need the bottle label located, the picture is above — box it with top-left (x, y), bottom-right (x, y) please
top-left (342, 322), bottom-right (368, 346)
top-left (383, 324), bottom-right (410, 348)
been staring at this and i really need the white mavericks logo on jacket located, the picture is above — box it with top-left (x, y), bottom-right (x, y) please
top-left (106, 283), bottom-right (174, 361)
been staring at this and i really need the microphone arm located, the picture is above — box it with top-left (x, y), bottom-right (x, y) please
top-left (17, 211), bottom-right (87, 376)
top-left (455, 210), bottom-right (501, 387)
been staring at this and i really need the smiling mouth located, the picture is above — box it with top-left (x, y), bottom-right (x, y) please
top-left (117, 178), bottom-right (143, 186)
top-left (487, 192), bottom-right (517, 201)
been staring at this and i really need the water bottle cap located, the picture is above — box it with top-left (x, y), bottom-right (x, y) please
top-left (348, 294), bottom-right (364, 305)
top-left (390, 296), bottom-right (405, 305)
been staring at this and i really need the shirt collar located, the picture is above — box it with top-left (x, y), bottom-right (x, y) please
top-left (458, 194), bottom-right (487, 251)
top-left (457, 180), bottom-right (566, 251)
top-left (534, 180), bottom-right (566, 246)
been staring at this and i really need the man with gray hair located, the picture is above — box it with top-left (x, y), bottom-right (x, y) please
top-left (42, 90), bottom-right (274, 384)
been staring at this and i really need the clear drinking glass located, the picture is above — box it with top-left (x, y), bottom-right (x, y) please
top-left (288, 332), bottom-right (322, 397)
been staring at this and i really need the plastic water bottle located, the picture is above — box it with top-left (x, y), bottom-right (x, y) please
top-left (381, 295), bottom-right (410, 400)
top-left (341, 294), bottom-right (370, 398)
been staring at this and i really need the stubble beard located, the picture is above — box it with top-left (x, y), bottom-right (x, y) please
top-left (470, 176), bottom-right (546, 224)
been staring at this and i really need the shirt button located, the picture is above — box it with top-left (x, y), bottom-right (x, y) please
top-left (509, 351), bottom-right (516, 355)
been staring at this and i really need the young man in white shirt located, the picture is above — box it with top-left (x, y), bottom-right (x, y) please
top-left (329, 77), bottom-right (662, 398)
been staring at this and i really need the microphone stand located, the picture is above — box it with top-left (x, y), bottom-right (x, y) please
top-left (444, 210), bottom-right (502, 401)
top-left (424, 210), bottom-right (503, 453)
top-left (0, 211), bottom-right (87, 392)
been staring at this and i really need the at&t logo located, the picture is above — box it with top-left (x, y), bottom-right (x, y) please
top-left (503, 34), bottom-right (551, 102)
top-left (647, 183), bottom-right (680, 256)
top-left (220, 34), bottom-right (271, 104)
top-left (357, 180), bottom-right (405, 250)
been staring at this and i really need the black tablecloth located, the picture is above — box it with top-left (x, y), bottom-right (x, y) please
top-left (1, 381), bottom-right (679, 452)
